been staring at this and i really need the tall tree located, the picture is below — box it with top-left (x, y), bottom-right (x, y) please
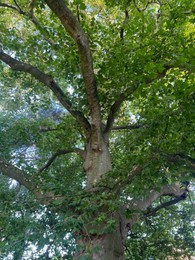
top-left (0, 0), bottom-right (194, 259)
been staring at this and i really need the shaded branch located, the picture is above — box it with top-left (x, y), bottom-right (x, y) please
top-left (0, 158), bottom-right (35, 192)
top-left (126, 183), bottom-right (187, 228)
top-left (128, 183), bottom-right (187, 211)
top-left (0, 49), bottom-right (90, 131)
top-left (104, 94), bottom-right (126, 134)
top-left (39, 127), bottom-right (58, 132)
top-left (157, 120), bottom-right (169, 152)
top-left (111, 124), bottom-right (143, 131)
top-left (29, 0), bottom-right (36, 15)
top-left (45, 0), bottom-right (101, 130)
top-left (0, 2), bottom-right (21, 12)
top-left (147, 63), bottom-right (195, 84)
top-left (0, 158), bottom-right (62, 205)
top-left (145, 193), bottom-right (188, 217)
top-left (39, 148), bottom-right (85, 173)
top-left (120, 0), bottom-right (132, 40)
top-left (104, 86), bottom-right (138, 134)
top-left (161, 153), bottom-right (195, 170)
top-left (133, 0), bottom-right (151, 12)
top-left (13, 0), bottom-right (23, 13)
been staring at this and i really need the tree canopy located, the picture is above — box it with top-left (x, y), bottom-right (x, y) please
top-left (0, 0), bottom-right (195, 259)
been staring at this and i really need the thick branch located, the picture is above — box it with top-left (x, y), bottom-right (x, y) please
top-left (104, 85), bottom-right (138, 134)
top-left (0, 49), bottom-right (90, 131)
top-left (126, 183), bottom-right (187, 227)
top-left (128, 183), bottom-right (186, 211)
top-left (39, 148), bottom-right (85, 173)
top-left (145, 194), bottom-right (187, 217)
top-left (45, 0), bottom-right (101, 130)
top-left (0, 158), bottom-right (35, 191)
top-left (104, 94), bottom-right (126, 134)
top-left (0, 158), bottom-right (60, 204)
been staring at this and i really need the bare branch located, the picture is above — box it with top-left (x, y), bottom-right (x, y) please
top-left (45, 0), bottom-right (101, 130)
top-left (0, 49), bottom-right (90, 131)
top-left (39, 148), bottom-right (85, 173)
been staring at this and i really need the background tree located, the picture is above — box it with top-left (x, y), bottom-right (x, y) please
top-left (0, 0), bottom-right (194, 259)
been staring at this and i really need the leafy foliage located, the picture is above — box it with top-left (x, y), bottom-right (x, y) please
top-left (0, 0), bottom-right (195, 259)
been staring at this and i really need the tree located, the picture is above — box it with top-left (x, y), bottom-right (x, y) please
top-left (0, 0), bottom-right (195, 259)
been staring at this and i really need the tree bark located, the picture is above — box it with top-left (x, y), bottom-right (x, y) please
top-left (83, 133), bottom-right (112, 187)
top-left (75, 213), bottom-right (126, 260)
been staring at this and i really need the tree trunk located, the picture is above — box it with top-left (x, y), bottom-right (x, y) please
top-left (75, 213), bottom-right (126, 260)
top-left (83, 132), bottom-right (112, 187)
top-left (77, 130), bottom-right (125, 259)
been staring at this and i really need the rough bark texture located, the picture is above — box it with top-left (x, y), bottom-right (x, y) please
top-left (83, 133), bottom-right (112, 186)
top-left (75, 213), bottom-right (126, 260)
top-left (90, 230), bottom-right (124, 260)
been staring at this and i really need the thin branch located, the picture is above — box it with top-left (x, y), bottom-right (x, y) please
top-left (157, 120), bottom-right (169, 152)
top-left (39, 148), bottom-right (85, 173)
top-left (0, 3), bottom-right (21, 12)
top-left (111, 124), bottom-right (143, 131)
top-left (161, 153), bottom-right (195, 170)
top-left (120, 0), bottom-right (132, 40)
top-left (29, 0), bottom-right (36, 15)
top-left (0, 1), bottom-right (54, 45)
top-left (0, 49), bottom-right (90, 131)
top-left (104, 62), bottom-right (193, 135)
top-left (133, 0), bottom-right (151, 12)
top-left (39, 127), bottom-right (58, 132)
top-left (45, 0), bottom-right (101, 130)
top-left (13, 0), bottom-right (23, 13)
